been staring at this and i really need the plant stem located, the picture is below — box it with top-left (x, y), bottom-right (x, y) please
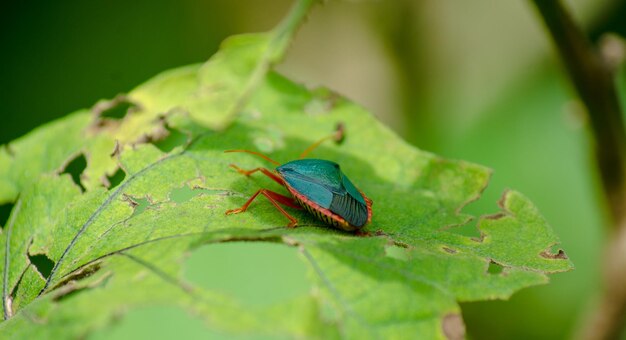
top-left (229, 0), bottom-right (316, 122)
top-left (529, 0), bottom-right (626, 339)
top-left (273, 0), bottom-right (316, 45)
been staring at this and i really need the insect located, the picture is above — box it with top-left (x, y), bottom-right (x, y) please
top-left (224, 124), bottom-right (372, 231)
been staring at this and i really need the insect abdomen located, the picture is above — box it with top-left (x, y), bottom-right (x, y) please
top-left (289, 188), bottom-right (359, 231)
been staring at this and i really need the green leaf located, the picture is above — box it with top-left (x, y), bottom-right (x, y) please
top-left (128, 0), bottom-right (314, 131)
top-left (0, 1), bottom-right (572, 338)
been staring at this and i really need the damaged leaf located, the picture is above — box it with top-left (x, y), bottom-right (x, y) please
top-left (0, 0), bottom-right (572, 338)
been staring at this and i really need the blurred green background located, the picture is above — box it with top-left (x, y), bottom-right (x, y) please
top-left (3, 0), bottom-right (626, 338)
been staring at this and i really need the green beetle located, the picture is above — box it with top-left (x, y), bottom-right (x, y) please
top-left (225, 125), bottom-right (372, 231)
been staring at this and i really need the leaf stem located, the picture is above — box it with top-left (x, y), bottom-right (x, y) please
top-left (529, 0), bottom-right (626, 338)
top-left (273, 0), bottom-right (316, 43)
top-left (226, 0), bottom-right (317, 123)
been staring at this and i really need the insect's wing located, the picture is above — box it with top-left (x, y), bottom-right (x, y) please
top-left (329, 184), bottom-right (369, 227)
top-left (282, 173), bottom-right (334, 208)
top-left (339, 173), bottom-right (366, 205)
top-left (283, 168), bottom-right (369, 227)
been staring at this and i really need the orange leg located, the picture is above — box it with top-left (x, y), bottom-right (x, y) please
top-left (226, 189), bottom-right (301, 227)
top-left (229, 164), bottom-right (285, 186)
top-left (263, 190), bottom-right (302, 210)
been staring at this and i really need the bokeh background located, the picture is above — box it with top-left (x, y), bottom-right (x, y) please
top-left (3, 0), bottom-right (626, 338)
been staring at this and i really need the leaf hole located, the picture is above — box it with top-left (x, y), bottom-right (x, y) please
top-left (169, 185), bottom-right (200, 203)
top-left (487, 260), bottom-right (504, 275)
top-left (28, 253), bottom-right (55, 279)
top-left (152, 125), bottom-right (188, 153)
top-left (102, 101), bottom-right (133, 120)
top-left (61, 153), bottom-right (87, 192)
top-left (106, 167), bottom-right (126, 189)
top-left (93, 95), bottom-right (135, 120)
top-left (133, 198), bottom-right (151, 216)
top-left (540, 246), bottom-right (568, 259)
top-left (0, 201), bottom-right (15, 229)
top-left (122, 194), bottom-right (152, 217)
top-left (184, 243), bottom-right (310, 306)
top-left (385, 244), bottom-right (410, 261)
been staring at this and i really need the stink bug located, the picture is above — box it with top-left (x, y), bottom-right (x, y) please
top-left (225, 124), bottom-right (373, 231)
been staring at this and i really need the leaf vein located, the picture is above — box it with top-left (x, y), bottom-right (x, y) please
top-left (3, 198), bottom-right (21, 320)
top-left (301, 247), bottom-right (373, 337)
top-left (40, 152), bottom-right (184, 295)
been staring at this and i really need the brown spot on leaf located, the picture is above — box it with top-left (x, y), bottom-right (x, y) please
top-left (540, 249), bottom-right (568, 259)
top-left (442, 313), bottom-right (465, 340)
top-left (88, 95), bottom-right (136, 132)
top-left (134, 118), bottom-right (169, 145)
top-left (110, 140), bottom-right (121, 158)
top-left (50, 262), bottom-right (103, 293)
top-left (471, 231), bottom-right (486, 243)
top-left (52, 271), bottom-right (112, 302)
top-left (100, 175), bottom-right (109, 188)
top-left (483, 212), bottom-right (506, 220)
top-left (392, 241), bottom-right (409, 248)
top-left (497, 189), bottom-right (511, 209)
top-left (122, 194), bottom-right (138, 208)
top-left (442, 247), bottom-right (457, 254)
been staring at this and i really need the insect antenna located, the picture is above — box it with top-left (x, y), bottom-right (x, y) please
top-left (224, 150), bottom-right (281, 166)
top-left (299, 123), bottom-right (345, 159)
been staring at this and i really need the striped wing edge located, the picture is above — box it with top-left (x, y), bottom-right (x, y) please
top-left (286, 184), bottom-right (373, 232)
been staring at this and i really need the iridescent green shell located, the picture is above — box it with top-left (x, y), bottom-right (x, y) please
top-left (276, 159), bottom-right (371, 229)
